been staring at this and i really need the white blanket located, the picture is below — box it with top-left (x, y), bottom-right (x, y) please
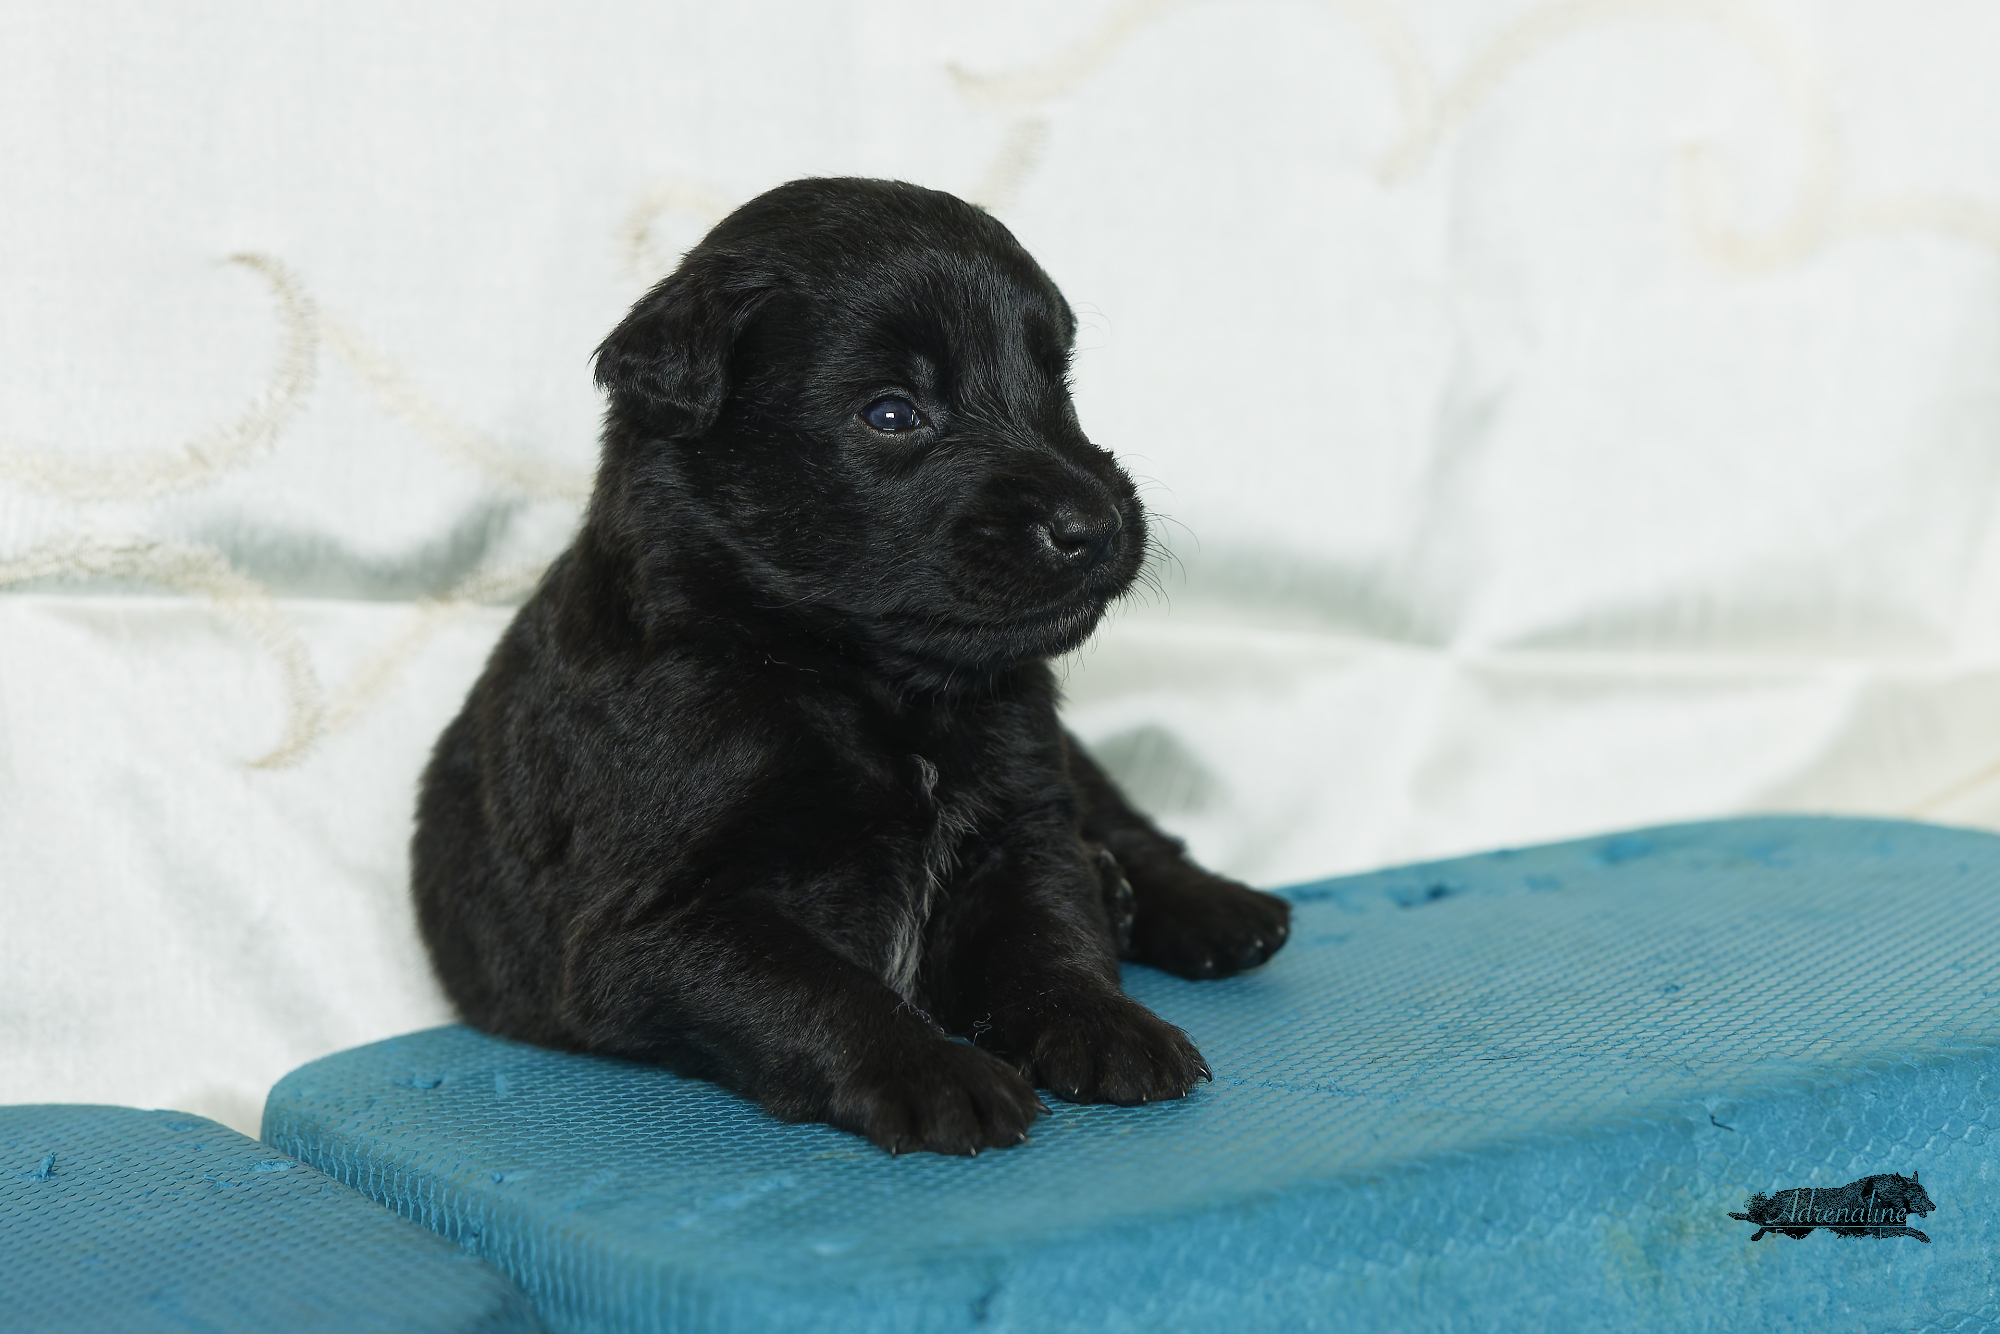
top-left (7, 0), bottom-right (2000, 1132)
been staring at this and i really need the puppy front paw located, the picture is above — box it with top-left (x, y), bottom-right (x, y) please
top-left (1012, 992), bottom-right (1208, 1106)
top-left (827, 1039), bottom-right (1046, 1156)
top-left (1131, 868), bottom-right (1291, 980)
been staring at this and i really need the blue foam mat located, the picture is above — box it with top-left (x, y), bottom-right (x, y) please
top-left (0, 1104), bottom-right (538, 1333)
top-left (264, 817), bottom-right (2000, 1332)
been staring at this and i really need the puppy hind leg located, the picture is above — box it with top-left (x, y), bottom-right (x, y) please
top-left (1086, 843), bottom-right (1137, 960)
top-left (568, 908), bottom-right (1043, 1155)
top-left (1064, 731), bottom-right (1292, 980)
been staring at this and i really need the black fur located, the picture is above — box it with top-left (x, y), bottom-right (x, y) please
top-left (413, 178), bottom-right (1291, 1155)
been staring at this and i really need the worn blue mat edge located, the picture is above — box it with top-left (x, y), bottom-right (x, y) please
top-left (266, 1044), bottom-right (2000, 1332)
top-left (263, 816), bottom-right (2000, 1333)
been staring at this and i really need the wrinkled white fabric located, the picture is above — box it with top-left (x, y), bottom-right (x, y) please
top-left (6, 0), bottom-right (2000, 1132)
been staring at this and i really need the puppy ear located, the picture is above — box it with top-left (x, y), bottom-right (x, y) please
top-left (593, 263), bottom-right (767, 438)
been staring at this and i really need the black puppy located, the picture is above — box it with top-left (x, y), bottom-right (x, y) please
top-left (413, 178), bottom-right (1290, 1155)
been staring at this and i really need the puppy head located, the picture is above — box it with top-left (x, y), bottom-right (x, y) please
top-left (592, 178), bottom-right (1147, 682)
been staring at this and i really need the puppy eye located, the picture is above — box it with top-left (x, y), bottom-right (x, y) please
top-left (861, 397), bottom-right (922, 433)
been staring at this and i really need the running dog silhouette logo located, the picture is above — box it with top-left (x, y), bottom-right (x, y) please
top-left (1729, 1173), bottom-right (1934, 1242)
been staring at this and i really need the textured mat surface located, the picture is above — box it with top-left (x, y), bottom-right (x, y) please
top-left (264, 817), bottom-right (2000, 1332)
top-left (1, 1104), bottom-right (538, 1333)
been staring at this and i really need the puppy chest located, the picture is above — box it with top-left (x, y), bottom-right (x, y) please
top-left (907, 753), bottom-right (978, 884)
top-left (847, 753), bottom-right (981, 996)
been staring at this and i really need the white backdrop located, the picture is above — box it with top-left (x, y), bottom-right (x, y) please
top-left (7, 0), bottom-right (2000, 1133)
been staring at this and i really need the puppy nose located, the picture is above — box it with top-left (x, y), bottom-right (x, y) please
top-left (1040, 506), bottom-right (1124, 569)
